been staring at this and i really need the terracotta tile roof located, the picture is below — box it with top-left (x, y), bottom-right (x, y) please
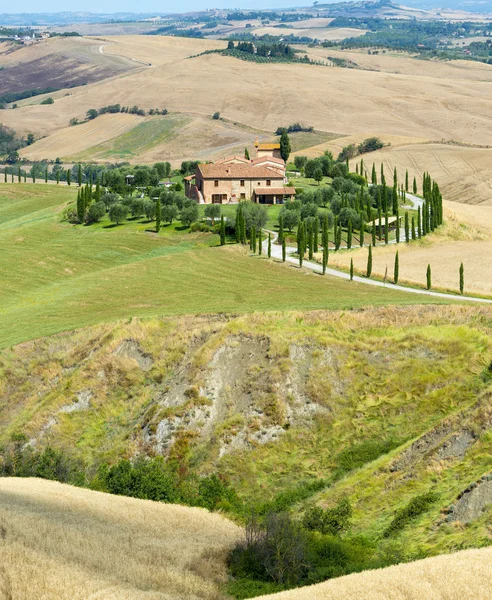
top-left (197, 163), bottom-right (284, 179)
top-left (257, 143), bottom-right (280, 150)
top-left (215, 156), bottom-right (250, 165)
top-left (254, 187), bottom-right (296, 195)
top-left (251, 156), bottom-right (285, 166)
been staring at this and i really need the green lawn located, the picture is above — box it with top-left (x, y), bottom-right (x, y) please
top-left (0, 184), bottom-right (450, 349)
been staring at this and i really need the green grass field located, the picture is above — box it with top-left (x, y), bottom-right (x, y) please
top-left (0, 184), bottom-right (451, 349)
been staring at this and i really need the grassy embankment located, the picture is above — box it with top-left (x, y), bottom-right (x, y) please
top-left (0, 184), bottom-right (448, 349)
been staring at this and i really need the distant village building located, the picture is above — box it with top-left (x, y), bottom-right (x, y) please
top-left (254, 138), bottom-right (282, 159)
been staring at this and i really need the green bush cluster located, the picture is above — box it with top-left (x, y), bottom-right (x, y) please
top-left (384, 492), bottom-right (439, 537)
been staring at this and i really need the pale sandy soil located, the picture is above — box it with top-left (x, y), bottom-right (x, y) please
top-left (254, 546), bottom-right (492, 600)
top-left (0, 478), bottom-right (240, 600)
top-left (325, 201), bottom-right (492, 296)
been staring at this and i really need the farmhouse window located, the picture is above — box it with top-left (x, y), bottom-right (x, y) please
top-left (240, 193), bottom-right (245, 199)
top-left (240, 180), bottom-right (245, 187)
top-left (266, 180), bottom-right (271, 186)
top-left (214, 180), bottom-right (219, 187)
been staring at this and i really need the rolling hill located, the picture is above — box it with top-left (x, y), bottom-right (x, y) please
top-left (255, 546), bottom-right (492, 599)
top-left (0, 477), bottom-right (240, 600)
top-left (3, 33), bottom-right (490, 207)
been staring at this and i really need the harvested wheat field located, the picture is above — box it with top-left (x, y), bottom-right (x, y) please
top-left (325, 201), bottom-right (492, 296)
top-left (254, 546), bottom-right (492, 600)
top-left (7, 35), bottom-right (492, 146)
top-left (353, 142), bottom-right (492, 206)
top-left (20, 113), bottom-right (143, 161)
top-left (0, 478), bottom-right (240, 600)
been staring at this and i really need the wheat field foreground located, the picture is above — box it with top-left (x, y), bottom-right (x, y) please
top-left (0, 478), bottom-right (241, 600)
top-left (255, 546), bottom-right (492, 600)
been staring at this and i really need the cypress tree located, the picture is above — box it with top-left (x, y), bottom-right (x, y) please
top-left (371, 222), bottom-right (376, 246)
top-left (244, 147), bottom-right (250, 160)
top-left (268, 233), bottom-right (271, 258)
top-left (282, 239), bottom-right (286, 262)
top-left (395, 209), bottom-right (400, 244)
top-left (426, 264), bottom-right (431, 290)
top-left (67, 169), bottom-right (71, 186)
top-left (347, 219), bottom-right (352, 249)
top-left (32, 172), bottom-right (36, 184)
top-left (459, 263), bottom-right (464, 295)
top-left (313, 222), bottom-right (318, 253)
top-left (372, 163), bottom-right (377, 185)
top-left (278, 214), bottom-right (284, 245)
top-left (258, 228), bottom-right (262, 255)
top-left (156, 199), bottom-right (161, 233)
top-left (45, 167), bottom-right (48, 183)
top-left (366, 245), bottom-right (372, 278)
top-left (78, 164), bottom-right (82, 187)
top-left (380, 163), bottom-right (385, 187)
top-left (413, 176), bottom-right (417, 195)
top-left (378, 205), bottom-right (382, 240)
top-left (350, 258), bottom-right (354, 281)
top-left (356, 164), bottom-right (359, 175)
top-left (76, 190), bottom-right (85, 223)
top-left (394, 251), bottom-right (399, 284)
top-left (384, 210), bottom-right (389, 245)
top-left (393, 166), bottom-right (397, 188)
top-left (3, 170), bottom-right (6, 183)
top-left (360, 212), bottom-right (364, 247)
top-left (405, 170), bottom-right (409, 192)
top-left (18, 167), bottom-right (21, 183)
top-left (56, 170), bottom-right (60, 184)
top-left (392, 182), bottom-right (398, 215)
top-left (404, 211), bottom-right (410, 242)
top-left (220, 215), bottom-right (226, 246)
top-left (251, 227), bottom-right (257, 253)
top-left (240, 212), bottom-right (247, 245)
top-left (417, 206), bottom-right (422, 238)
top-left (307, 220), bottom-right (313, 260)
top-left (322, 245), bottom-right (327, 275)
top-left (411, 215), bottom-right (416, 240)
top-left (235, 207), bottom-right (241, 242)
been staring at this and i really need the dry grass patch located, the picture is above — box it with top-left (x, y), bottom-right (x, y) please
top-left (0, 478), bottom-right (241, 600)
top-left (254, 546), bottom-right (492, 600)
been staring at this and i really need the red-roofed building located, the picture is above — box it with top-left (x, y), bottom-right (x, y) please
top-left (185, 156), bottom-right (292, 204)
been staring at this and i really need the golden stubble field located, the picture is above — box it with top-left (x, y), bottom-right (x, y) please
top-left (8, 34), bottom-right (492, 146)
top-left (0, 478), bottom-right (240, 600)
top-left (255, 546), bottom-right (492, 600)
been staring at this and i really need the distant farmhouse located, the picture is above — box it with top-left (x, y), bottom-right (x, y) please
top-left (184, 140), bottom-right (295, 204)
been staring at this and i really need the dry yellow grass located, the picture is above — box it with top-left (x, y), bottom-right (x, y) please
top-left (254, 546), bottom-right (492, 600)
top-left (324, 201), bottom-right (492, 296)
top-left (352, 142), bottom-right (492, 206)
top-left (8, 35), bottom-right (492, 146)
top-left (0, 478), bottom-right (241, 600)
top-left (19, 113), bottom-right (142, 161)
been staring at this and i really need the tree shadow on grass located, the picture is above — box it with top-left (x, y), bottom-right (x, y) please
top-left (103, 223), bottom-right (123, 229)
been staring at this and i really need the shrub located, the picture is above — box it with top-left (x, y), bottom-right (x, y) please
top-left (302, 498), bottom-right (352, 536)
top-left (143, 199), bottom-right (156, 220)
top-left (86, 201), bottom-right (106, 224)
top-left (40, 97), bottom-right (54, 105)
top-left (101, 192), bottom-right (119, 208)
top-left (108, 203), bottom-right (128, 225)
top-left (358, 137), bottom-right (384, 154)
top-left (130, 198), bottom-right (145, 218)
top-left (334, 438), bottom-right (399, 479)
top-left (180, 201), bottom-right (199, 226)
top-left (384, 492), bottom-right (439, 537)
top-left (212, 111), bottom-right (221, 120)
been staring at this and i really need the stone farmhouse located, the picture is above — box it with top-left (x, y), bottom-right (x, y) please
top-left (184, 146), bottom-right (295, 205)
